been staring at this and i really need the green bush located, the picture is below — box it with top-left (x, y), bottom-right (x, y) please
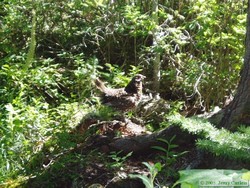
top-left (0, 0), bottom-right (248, 185)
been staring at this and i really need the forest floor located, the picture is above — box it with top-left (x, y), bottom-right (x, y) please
top-left (7, 100), bottom-right (249, 188)
top-left (25, 116), bottom-right (205, 188)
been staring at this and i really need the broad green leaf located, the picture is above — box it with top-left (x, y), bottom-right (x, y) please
top-left (242, 171), bottom-right (250, 180)
top-left (173, 169), bottom-right (249, 188)
top-left (129, 174), bottom-right (153, 188)
top-left (154, 162), bottom-right (162, 172)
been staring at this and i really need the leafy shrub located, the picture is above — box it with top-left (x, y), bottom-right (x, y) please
top-left (0, 0), bottom-right (248, 185)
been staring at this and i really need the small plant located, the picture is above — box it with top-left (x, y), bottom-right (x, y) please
top-left (129, 162), bottom-right (162, 188)
top-left (107, 151), bottom-right (132, 169)
top-left (152, 136), bottom-right (188, 178)
top-left (152, 136), bottom-right (188, 166)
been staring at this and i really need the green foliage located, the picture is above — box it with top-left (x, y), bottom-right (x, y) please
top-left (129, 162), bottom-right (162, 188)
top-left (23, 149), bottom-right (107, 188)
top-left (152, 136), bottom-right (186, 166)
top-left (152, 136), bottom-right (188, 180)
top-left (0, 47), bottom-right (99, 183)
top-left (0, 101), bottom-right (88, 180)
top-left (122, 5), bottom-right (156, 37)
top-left (1, 0), bottom-right (247, 110)
top-left (108, 151), bottom-right (132, 169)
top-left (173, 169), bottom-right (250, 188)
top-left (158, 0), bottom-right (246, 110)
top-left (101, 63), bottom-right (143, 87)
top-left (168, 115), bottom-right (250, 161)
top-left (0, 0), bottom-right (248, 186)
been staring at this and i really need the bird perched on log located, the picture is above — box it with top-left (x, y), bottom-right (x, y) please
top-left (94, 74), bottom-right (146, 112)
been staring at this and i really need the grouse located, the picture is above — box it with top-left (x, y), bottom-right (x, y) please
top-left (94, 74), bottom-right (146, 112)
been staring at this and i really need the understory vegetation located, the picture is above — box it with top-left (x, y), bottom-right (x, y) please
top-left (0, 0), bottom-right (249, 187)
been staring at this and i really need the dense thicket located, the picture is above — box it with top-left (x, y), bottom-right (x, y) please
top-left (0, 0), bottom-right (247, 185)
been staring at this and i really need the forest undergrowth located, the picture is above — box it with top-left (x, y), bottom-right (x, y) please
top-left (0, 0), bottom-right (249, 187)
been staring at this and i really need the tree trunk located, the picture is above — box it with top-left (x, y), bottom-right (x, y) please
top-left (152, 0), bottom-right (161, 93)
top-left (219, 1), bottom-right (250, 130)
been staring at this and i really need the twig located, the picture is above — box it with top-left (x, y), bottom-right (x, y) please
top-left (187, 62), bottom-right (205, 109)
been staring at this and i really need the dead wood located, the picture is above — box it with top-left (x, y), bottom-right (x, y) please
top-left (109, 125), bottom-right (197, 154)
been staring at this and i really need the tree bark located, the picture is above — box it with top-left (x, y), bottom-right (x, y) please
top-left (219, 1), bottom-right (250, 129)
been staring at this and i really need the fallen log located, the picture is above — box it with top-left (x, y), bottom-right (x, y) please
top-left (109, 125), bottom-right (197, 154)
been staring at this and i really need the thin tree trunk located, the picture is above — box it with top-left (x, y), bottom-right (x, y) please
top-left (219, 1), bottom-right (250, 129)
top-left (152, 0), bottom-right (161, 93)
